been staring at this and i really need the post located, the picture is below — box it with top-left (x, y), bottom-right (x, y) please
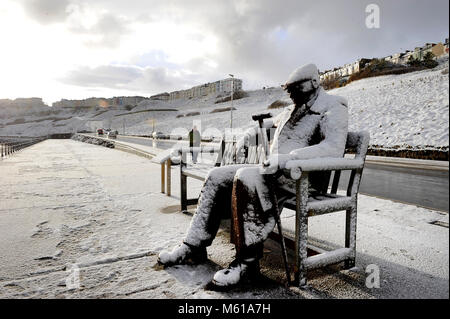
top-left (345, 169), bottom-right (360, 269)
top-left (180, 151), bottom-right (188, 212)
top-left (161, 163), bottom-right (165, 193)
top-left (166, 159), bottom-right (171, 196)
top-left (344, 205), bottom-right (357, 269)
top-left (295, 173), bottom-right (309, 288)
top-left (229, 74), bottom-right (234, 129)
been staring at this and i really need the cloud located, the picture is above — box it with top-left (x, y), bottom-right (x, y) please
top-left (61, 65), bottom-right (142, 88)
top-left (20, 0), bottom-right (70, 24)
top-left (8, 0), bottom-right (450, 101)
top-left (65, 5), bottom-right (131, 48)
top-left (94, 0), bottom-right (448, 87)
top-left (60, 64), bottom-right (198, 93)
top-left (19, 1), bottom-right (131, 48)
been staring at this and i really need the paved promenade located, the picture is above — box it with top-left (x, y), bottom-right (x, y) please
top-left (0, 140), bottom-right (448, 298)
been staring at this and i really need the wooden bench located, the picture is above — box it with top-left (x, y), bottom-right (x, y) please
top-left (174, 130), bottom-right (369, 287)
top-left (280, 131), bottom-right (370, 286)
top-left (179, 135), bottom-right (267, 211)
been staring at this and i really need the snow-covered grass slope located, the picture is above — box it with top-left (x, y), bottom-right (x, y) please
top-left (330, 59), bottom-right (449, 150)
top-left (0, 58), bottom-right (448, 151)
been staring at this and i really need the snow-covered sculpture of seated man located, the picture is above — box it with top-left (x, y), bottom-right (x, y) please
top-left (158, 63), bottom-right (348, 288)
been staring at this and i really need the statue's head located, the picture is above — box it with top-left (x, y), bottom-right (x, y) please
top-left (283, 64), bottom-right (320, 106)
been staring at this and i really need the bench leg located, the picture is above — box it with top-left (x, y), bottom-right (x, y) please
top-left (166, 159), bottom-right (171, 196)
top-left (344, 204), bottom-right (357, 269)
top-left (295, 174), bottom-right (309, 288)
top-left (161, 163), bottom-right (165, 193)
top-left (180, 173), bottom-right (187, 212)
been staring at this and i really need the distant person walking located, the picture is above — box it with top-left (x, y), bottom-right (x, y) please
top-left (188, 126), bottom-right (201, 163)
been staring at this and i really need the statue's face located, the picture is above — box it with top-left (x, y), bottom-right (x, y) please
top-left (286, 79), bottom-right (318, 105)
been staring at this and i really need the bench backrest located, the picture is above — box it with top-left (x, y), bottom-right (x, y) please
top-left (215, 131), bottom-right (369, 194)
top-left (216, 133), bottom-right (267, 166)
top-left (345, 131), bottom-right (370, 159)
top-left (217, 131), bottom-right (369, 165)
top-left (327, 131), bottom-right (370, 195)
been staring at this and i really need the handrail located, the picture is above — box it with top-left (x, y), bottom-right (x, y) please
top-left (1, 137), bottom-right (46, 159)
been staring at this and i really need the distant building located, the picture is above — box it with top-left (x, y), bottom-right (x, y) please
top-left (408, 42), bottom-right (446, 62)
top-left (168, 78), bottom-right (243, 101)
top-left (0, 97), bottom-right (46, 109)
top-left (320, 59), bottom-right (371, 82)
top-left (150, 92), bottom-right (170, 101)
top-left (430, 42), bottom-right (446, 58)
top-left (320, 37), bottom-right (449, 84)
top-left (52, 96), bottom-right (148, 108)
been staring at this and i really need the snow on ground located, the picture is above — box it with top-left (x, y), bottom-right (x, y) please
top-left (0, 140), bottom-right (448, 298)
top-left (1, 58), bottom-right (448, 151)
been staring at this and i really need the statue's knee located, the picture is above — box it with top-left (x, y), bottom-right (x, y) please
top-left (207, 167), bottom-right (223, 180)
top-left (235, 167), bottom-right (261, 185)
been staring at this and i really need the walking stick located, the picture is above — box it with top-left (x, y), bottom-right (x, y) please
top-left (273, 194), bottom-right (292, 286)
top-left (252, 113), bottom-right (291, 286)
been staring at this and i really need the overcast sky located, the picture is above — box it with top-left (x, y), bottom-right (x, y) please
top-left (0, 0), bottom-right (448, 104)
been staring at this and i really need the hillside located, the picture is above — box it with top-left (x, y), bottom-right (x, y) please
top-left (0, 58), bottom-right (448, 155)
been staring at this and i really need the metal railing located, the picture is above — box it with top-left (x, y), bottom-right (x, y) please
top-left (0, 137), bottom-right (46, 159)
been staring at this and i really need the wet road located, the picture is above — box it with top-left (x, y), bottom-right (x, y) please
top-left (339, 164), bottom-right (449, 212)
top-left (112, 135), bottom-right (449, 212)
top-left (115, 135), bottom-right (181, 150)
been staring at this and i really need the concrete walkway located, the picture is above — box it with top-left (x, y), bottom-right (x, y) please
top-left (0, 139), bottom-right (448, 298)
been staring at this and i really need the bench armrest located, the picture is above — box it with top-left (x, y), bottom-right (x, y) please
top-left (176, 145), bottom-right (221, 154)
top-left (285, 157), bottom-right (364, 179)
top-left (153, 145), bottom-right (222, 164)
top-left (152, 149), bottom-right (174, 164)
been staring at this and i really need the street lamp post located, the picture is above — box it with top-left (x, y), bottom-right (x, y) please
top-left (229, 74), bottom-right (234, 129)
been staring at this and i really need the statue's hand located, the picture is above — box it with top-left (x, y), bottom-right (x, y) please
top-left (261, 154), bottom-right (290, 174)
